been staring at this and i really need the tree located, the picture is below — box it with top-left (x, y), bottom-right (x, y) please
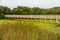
top-left (3, 6), bottom-right (11, 14)
top-left (12, 6), bottom-right (31, 15)
top-left (30, 7), bottom-right (43, 15)
top-left (0, 6), bottom-right (4, 14)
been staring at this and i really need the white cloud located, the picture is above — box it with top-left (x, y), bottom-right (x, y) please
top-left (0, 0), bottom-right (60, 8)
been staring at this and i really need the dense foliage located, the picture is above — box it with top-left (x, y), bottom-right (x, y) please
top-left (0, 6), bottom-right (60, 15)
top-left (0, 14), bottom-right (5, 19)
top-left (0, 6), bottom-right (11, 18)
top-left (12, 6), bottom-right (60, 15)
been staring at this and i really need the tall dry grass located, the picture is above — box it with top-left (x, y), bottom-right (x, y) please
top-left (0, 20), bottom-right (60, 40)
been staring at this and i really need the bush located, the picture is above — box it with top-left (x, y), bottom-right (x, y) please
top-left (0, 13), bottom-right (5, 19)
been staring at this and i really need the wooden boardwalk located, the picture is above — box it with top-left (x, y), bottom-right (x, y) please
top-left (5, 15), bottom-right (60, 20)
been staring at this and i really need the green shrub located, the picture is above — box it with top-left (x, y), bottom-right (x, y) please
top-left (0, 13), bottom-right (5, 19)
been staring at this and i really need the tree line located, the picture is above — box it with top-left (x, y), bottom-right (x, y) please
top-left (0, 6), bottom-right (60, 15)
top-left (0, 6), bottom-right (60, 19)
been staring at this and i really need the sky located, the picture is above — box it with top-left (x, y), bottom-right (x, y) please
top-left (0, 0), bottom-right (60, 9)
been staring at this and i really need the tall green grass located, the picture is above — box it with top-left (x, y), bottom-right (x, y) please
top-left (0, 20), bottom-right (60, 40)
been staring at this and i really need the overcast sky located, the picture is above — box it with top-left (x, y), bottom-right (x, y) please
top-left (0, 0), bottom-right (60, 9)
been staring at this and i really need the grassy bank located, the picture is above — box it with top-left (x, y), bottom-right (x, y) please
top-left (0, 19), bottom-right (60, 40)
